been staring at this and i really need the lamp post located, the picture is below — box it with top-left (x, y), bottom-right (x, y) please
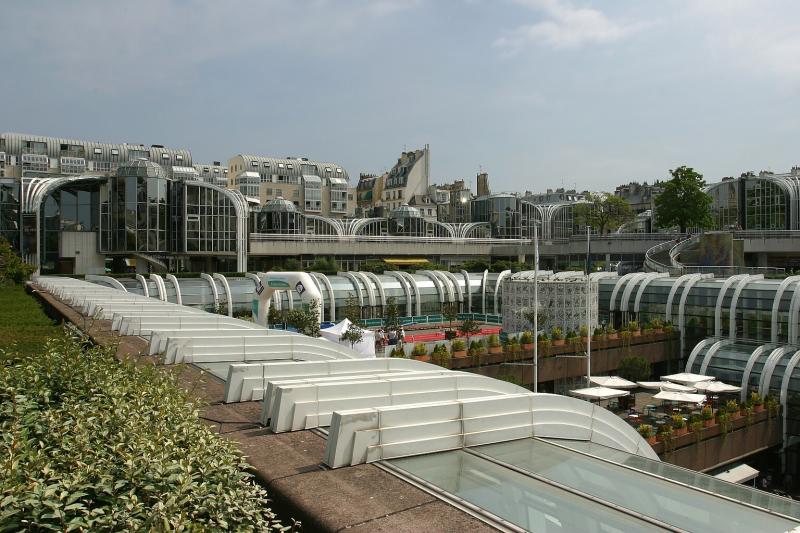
top-left (586, 225), bottom-right (591, 387)
top-left (533, 223), bottom-right (540, 393)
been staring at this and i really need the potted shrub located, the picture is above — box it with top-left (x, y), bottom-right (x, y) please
top-left (701, 406), bottom-right (715, 427)
top-left (566, 330), bottom-right (578, 346)
top-left (765, 395), bottom-right (780, 418)
top-left (390, 345), bottom-right (407, 358)
top-left (468, 339), bottom-right (484, 357)
top-left (606, 326), bottom-right (618, 340)
top-left (642, 323), bottom-right (653, 336)
top-left (537, 333), bottom-right (551, 353)
top-left (689, 415), bottom-right (704, 444)
top-left (579, 325), bottom-right (589, 342)
top-left (637, 424), bottom-right (656, 445)
top-left (663, 321), bottom-right (674, 333)
top-left (671, 415), bottom-right (687, 436)
top-left (628, 321), bottom-right (640, 337)
top-left (451, 338), bottom-right (467, 358)
top-left (410, 343), bottom-right (428, 362)
top-left (718, 411), bottom-right (732, 437)
top-left (488, 334), bottom-right (502, 354)
top-left (431, 343), bottom-right (450, 366)
top-left (551, 328), bottom-right (565, 346)
top-left (520, 331), bottom-right (534, 351)
top-left (726, 399), bottom-right (741, 419)
top-left (649, 318), bottom-right (664, 334)
top-left (657, 425), bottom-right (674, 449)
top-left (751, 392), bottom-right (764, 413)
top-left (592, 327), bottom-right (604, 341)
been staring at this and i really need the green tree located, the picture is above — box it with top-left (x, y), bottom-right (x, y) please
top-left (573, 193), bottom-right (634, 235)
top-left (342, 293), bottom-right (362, 325)
top-left (384, 296), bottom-right (401, 332)
top-left (283, 258), bottom-right (301, 271)
top-left (308, 257), bottom-right (338, 274)
top-left (459, 318), bottom-right (481, 345)
top-left (340, 323), bottom-right (364, 349)
top-left (0, 237), bottom-right (35, 285)
top-left (442, 302), bottom-right (459, 340)
top-left (654, 166), bottom-right (713, 233)
top-left (359, 260), bottom-right (397, 273)
top-left (286, 299), bottom-right (321, 337)
top-left (267, 301), bottom-right (282, 327)
top-left (617, 355), bottom-right (651, 382)
top-left (521, 306), bottom-right (549, 334)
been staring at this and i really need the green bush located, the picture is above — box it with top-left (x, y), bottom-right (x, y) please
top-left (451, 339), bottom-right (466, 352)
top-left (0, 336), bottom-right (284, 531)
top-left (617, 355), bottom-right (651, 382)
top-left (0, 237), bottom-right (35, 285)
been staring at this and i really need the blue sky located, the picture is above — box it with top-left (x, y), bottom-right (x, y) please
top-left (1, 0), bottom-right (799, 192)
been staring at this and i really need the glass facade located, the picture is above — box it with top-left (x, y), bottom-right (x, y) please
top-left (0, 178), bottom-right (20, 249)
top-left (745, 179), bottom-right (787, 230)
top-left (184, 184), bottom-right (237, 253)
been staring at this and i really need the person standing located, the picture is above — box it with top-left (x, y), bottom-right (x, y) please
top-left (399, 327), bottom-right (406, 344)
top-left (388, 329), bottom-right (397, 346)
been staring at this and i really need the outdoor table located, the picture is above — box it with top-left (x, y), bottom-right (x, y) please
top-left (645, 404), bottom-right (656, 415)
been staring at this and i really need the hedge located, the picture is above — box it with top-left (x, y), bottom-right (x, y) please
top-left (0, 336), bottom-right (285, 531)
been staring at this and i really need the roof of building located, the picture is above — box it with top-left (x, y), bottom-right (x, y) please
top-left (263, 197), bottom-right (298, 213)
top-left (389, 204), bottom-right (422, 219)
top-left (235, 154), bottom-right (349, 181)
top-left (116, 158), bottom-right (168, 179)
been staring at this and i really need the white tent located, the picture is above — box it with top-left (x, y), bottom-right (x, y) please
top-left (638, 381), bottom-right (697, 393)
top-left (660, 373), bottom-right (715, 385)
top-left (319, 319), bottom-right (376, 359)
top-left (653, 390), bottom-right (707, 404)
top-left (714, 464), bottom-right (759, 485)
top-left (570, 387), bottom-right (630, 401)
top-left (590, 376), bottom-right (638, 389)
top-left (694, 381), bottom-right (742, 394)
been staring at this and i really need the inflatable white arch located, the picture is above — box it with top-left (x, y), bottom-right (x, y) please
top-left (254, 271), bottom-right (325, 326)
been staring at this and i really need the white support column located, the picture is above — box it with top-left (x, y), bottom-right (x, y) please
top-left (440, 270), bottom-right (463, 307)
top-left (341, 272), bottom-right (364, 307)
top-left (481, 269), bottom-right (488, 315)
top-left (149, 273), bottom-right (167, 302)
top-left (200, 273), bottom-right (219, 311)
top-left (494, 270), bottom-right (511, 315)
top-left (353, 272), bottom-right (376, 308)
top-left (311, 273), bottom-right (337, 322)
top-left (779, 350), bottom-right (800, 451)
top-left (665, 274), bottom-right (696, 324)
top-left (620, 272), bottom-right (649, 314)
top-left (771, 276), bottom-right (800, 344)
top-left (714, 274), bottom-right (747, 337)
top-left (460, 270), bottom-right (472, 313)
top-left (678, 274), bottom-right (713, 356)
top-left (86, 274), bottom-right (128, 292)
top-left (609, 273), bottom-right (637, 312)
top-left (699, 339), bottom-right (733, 375)
top-left (685, 338), bottom-right (715, 373)
top-left (401, 271), bottom-right (422, 316)
top-left (135, 274), bottom-right (150, 298)
top-left (363, 272), bottom-right (386, 313)
top-left (419, 270), bottom-right (446, 307)
top-left (632, 272), bottom-right (668, 313)
top-left (740, 345), bottom-right (771, 402)
top-left (729, 275), bottom-right (763, 341)
top-left (386, 271), bottom-right (413, 316)
top-left (213, 273), bottom-right (234, 317)
top-left (165, 274), bottom-right (182, 305)
top-left (759, 346), bottom-right (793, 397)
top-left (788, 282), bottom-right (800, 344)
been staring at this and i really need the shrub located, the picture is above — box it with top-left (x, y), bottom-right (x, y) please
top-left (649, 318), bottom-right (663, 330)
top-left (0, 336), bottom-right (284, 531)
top-left (592, 327), bottom-right (604, 338)
top-left (468, 339), bottom-right (485, 356)
top-left (565, 330), bottom-right (578, 340)
top-left (579, 325), bottom-right (589, 338)
top-left (390, 345), bottom-right (406, 358)
top-left (0, 237), bottom-right (35, 285)
top-left (750, 391), bottom-right (763, 406)
top-left (606, 326), bottom-right (617, 335)
top-left (637, 424), bottom-right (653, 439)
top-left (411, 343), bottom-right (427, 356)
top-left (520, 331), bottom-right (533, 344)
top-left (487, 334), bottom-right (501, 347)
top-left (0, 285), bottom-right (62, 358)
top-left (551, 328), bottom-right (563, 340)
top-left (726, 399), bottom-right (740, 414)
top-left (451, 339), bottom-right (466, 352)
top-left (671, 415), bottom-right (685, 429)
top-left (617, 356), bottom-right (651, 382)
top-left (627, 321), bottom-right (639, 333)
top-left (701, 406), bottom-right (713, 420)
top-left (431, 343), bottom-right (450, 366)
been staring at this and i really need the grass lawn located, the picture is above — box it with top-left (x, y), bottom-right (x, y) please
top-left (0, 284), bottom-right (61, 357)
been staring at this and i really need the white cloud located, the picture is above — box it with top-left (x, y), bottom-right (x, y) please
top-left (494, 0), bottom-right (647, 52)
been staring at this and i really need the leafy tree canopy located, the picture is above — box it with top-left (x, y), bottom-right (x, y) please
top-left (573, 193), bottom-right (634, 235)
top-left (654, 166), bottom-right (713, 233)
top-left (618, 355), bottom-right (651, 382)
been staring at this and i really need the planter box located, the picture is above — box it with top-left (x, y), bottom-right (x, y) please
top-left (412, 354), bottom-right (430, 362)
top-left (489, 346), bottom-right (502, 354)
top-left (607, 333), bottom-right (618, 340)
top-left (703, 419), bottom-right (715, 428)
top-left (452, 350), bottom-right (467, 358)
top-left (552, 339), bottom-right (565, 346)
top-left (522, 343), bottom-right (534, 351)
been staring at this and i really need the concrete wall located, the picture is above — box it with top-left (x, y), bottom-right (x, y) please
top-left (59, 231), bottom-right (105, 275)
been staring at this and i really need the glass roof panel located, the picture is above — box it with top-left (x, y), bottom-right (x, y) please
top-left (474, 438), bottom-right (799, 532)
top-left (389, 450), bottom-right (663, 532)
top-left (545, 438), bottom-right (800, 520)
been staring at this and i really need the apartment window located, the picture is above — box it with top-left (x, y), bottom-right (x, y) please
top-left (111, 149), bottom-right (119, 156)
top-left (275, 189), bottom-right (282, 197)
top-left (287, 164), bottom-right (293, 169)
top-left (336, 168), bottom-right (342, 173)
top-left (224, 169), bottom-right (228, 174)
top-left (278, 163), bottom-right (285, 168)
top-left (293, 190), bottom-right (299, 198)
top-left (93, 148), bottom-right (102, 155)
top-left (213, 168), bottom-right (219, 174)
top-left (266, 188), bottom-right (273, 196)
top-left (251, 161), bottom-right (258, 168)
top-left (263, 162), bottom-right (270, 168)
top-left (176, 154), bottom-right (183, 161)
top-left (161, 153), bottom-right (170, 160)
top-left (203, 167), bottom-right (209, 172)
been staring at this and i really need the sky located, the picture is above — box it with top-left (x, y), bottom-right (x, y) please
top-left (1, 0), bottom-right (799, 193)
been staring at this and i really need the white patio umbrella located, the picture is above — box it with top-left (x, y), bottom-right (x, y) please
top-left (637, 381), bottom-right (697, 393)
top-left (590, 376), bottom-right (638, 389)
top-left (660, 372), bottom-right (715, 386)
top-left (693, 381), bottom-right (742, 394)
top-left (570, 386), bottom-right (630, 401)
top-left (653, 390), bottom-right (707, 405)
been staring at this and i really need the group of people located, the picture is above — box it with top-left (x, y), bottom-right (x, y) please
top-left (375, 327), bottom-right (405, 349)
